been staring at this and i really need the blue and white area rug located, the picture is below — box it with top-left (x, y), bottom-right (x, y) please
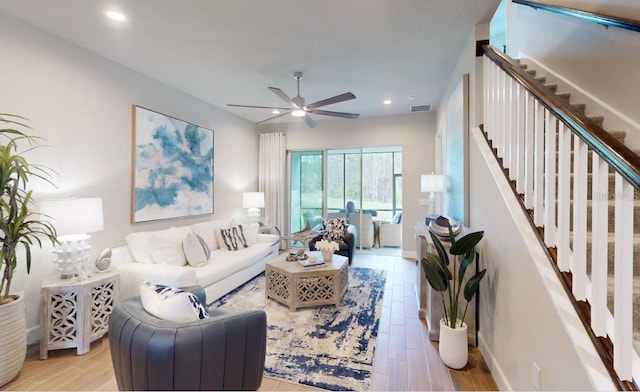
top-left (211, 267), bottom-right (386, 391)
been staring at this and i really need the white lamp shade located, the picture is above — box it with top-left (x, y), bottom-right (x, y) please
top-left (242, 192), bottom-right (265, 209)
top-left (421, 174), bottom-right (446, 193)
top-left (40, 198), bottom-right (104, 236)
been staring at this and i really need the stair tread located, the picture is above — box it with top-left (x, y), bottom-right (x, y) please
top-left (576, 231), bottom-right (640, 241)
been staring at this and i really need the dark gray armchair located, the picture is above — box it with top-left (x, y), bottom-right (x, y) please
top-left (108, 286), bottom-right (266, 391)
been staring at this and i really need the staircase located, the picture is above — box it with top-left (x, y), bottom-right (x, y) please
top-left (514, 59), bottom-right (640, 354)
top-left (483, 45), bottom-right (640, 387)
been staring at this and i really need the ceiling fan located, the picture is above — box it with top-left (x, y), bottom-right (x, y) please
top-left (227, 71), bottom-right (359, 128)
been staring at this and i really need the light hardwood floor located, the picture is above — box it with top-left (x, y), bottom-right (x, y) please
top-left (4, 253), bottom-right (497, 391)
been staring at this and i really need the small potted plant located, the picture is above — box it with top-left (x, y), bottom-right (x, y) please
top-left (0, 113), bottom-right (57, 386)
top-left (421, 217), bottom-right (486, 369)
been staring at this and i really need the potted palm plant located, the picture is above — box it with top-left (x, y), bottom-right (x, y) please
top-left (0, 113), bottom-right (57, 386)
top-left (421, 217), bottom-right (486, 369)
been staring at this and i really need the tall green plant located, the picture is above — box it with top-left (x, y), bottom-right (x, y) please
top-left (421, 218), bottom-right (486, 329)
top-left (0, 113), bottom-right (57, 305)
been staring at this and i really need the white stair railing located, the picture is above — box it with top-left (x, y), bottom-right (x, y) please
top-left (483, 46), bottom-right (640, 384)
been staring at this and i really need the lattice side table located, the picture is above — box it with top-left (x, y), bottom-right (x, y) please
top-left (40, 269), bottom-right (119, 359)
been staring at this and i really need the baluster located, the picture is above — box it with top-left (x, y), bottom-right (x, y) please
top-left (590, 153), bottom-right (608, 337)
top-left (572, 134), bottom-right (588, 300)
top-left (503, 75), bottom-right (511, 170)
top-left (524, 91), bottom-right (535, 209)
top-left (515, 83), bottom-right (525, 193)
top-left (484, 57), bottom-right (496, 139)
top-left (496, 69), bottom-right (504, 159)
top-left (533, 101), bottom-right (545, 226)
top-left (557, 123), bottom-right (571, 271)
top-left (613, 174), bottom-right (634, 381)
top-left (506, 77), bottom-right (514, 172)
top-left (544, 110), bottom-right (557, 247)
top-left (484, 56), bottom-right (489, 137)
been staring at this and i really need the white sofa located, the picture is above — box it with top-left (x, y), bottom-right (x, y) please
top-left (111, 218), bottom-right (279, 305)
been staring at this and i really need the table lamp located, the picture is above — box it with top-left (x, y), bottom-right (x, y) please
top-left (40, 198), bottom-right (104, 279)
top-left (242, 192), bottom-right (265, 222)
top-left (421, 174), bottom-right (446, 217)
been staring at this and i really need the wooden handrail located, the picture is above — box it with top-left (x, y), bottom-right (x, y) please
top-left (513, 0), bottom-right (640, 33)
top-left (483, 45), bottom-right (640, 191)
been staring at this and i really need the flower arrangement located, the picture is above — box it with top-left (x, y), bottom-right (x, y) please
top-left (315, 239), bottom-right (339, 252)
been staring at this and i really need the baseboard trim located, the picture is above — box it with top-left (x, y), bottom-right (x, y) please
top-left (402, 250), bottom-right (416, 260)
top-left (478, 331), bottom-right (513, 391)
top-left (27, 325), bottom-right (40, 345)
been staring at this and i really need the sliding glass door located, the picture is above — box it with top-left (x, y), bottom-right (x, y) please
top-left (290, 151), bottom-right (323, 234)
top-left (289, 147), bottom-right (402, 247)
top-left (327, 149), bottom-right (361, 217)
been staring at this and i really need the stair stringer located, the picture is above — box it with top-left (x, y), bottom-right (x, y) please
top-left (470, 127), bottom-right (616, 391)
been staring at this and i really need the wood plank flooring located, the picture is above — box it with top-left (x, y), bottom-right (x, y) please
top-left (4, 253), bottom-right (497, 391)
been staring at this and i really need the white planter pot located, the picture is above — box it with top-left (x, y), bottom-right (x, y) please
top-left (0, 293), bottom-right (27, 386)
top-left (320, 249), bottom-right (333, 262)
top-left (438, 318), bottom-right (468, 369)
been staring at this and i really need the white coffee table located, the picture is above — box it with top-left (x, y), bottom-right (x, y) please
top-left (265, 251), bottom-right (348, 311)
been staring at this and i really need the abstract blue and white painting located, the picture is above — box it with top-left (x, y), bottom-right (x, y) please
top-left (132, 106), bottom-right (214, 223)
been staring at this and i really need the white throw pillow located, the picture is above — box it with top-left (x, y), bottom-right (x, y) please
top-left (149, 232), bottom-right (187, 266)
top-left (139, 281), bottom-right (210, 322)
top-left (215, 225), bottom-right (248, 251)
top-left (126, 230), bottom-right (161, 264)
top-left (182, 232), bottom-right (210, 267)
top-left (190, 219), bottom-right (232, 251)
top-left (126, 226), bottom-right (192, 264)
top-left (244, 222), bottom-right (259, 245)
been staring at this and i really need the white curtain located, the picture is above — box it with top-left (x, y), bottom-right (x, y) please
top-left (258, 132), bottom-right (286, 232)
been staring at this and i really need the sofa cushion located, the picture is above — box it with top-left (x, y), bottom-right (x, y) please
top-left (139, 281), bottom-right (210, 322)
top-left (190, 219), bottom-right (232, 251)
top-left (231, 218), bottom-right (260, 245)
top-left (323, 217), bottom-right (346, 241)
top-left (182, 232), bottom-right (210, 267)
top-left (194, 242), bottom-right (274, 288)
top-left (149, 231), bottom-right (189, 266)
top-left (127, 226), bottom-right (192, 264)
top-left (244, 222), bottom-right (259, 245)
top-left (216, 225), bottom-right (249, 251)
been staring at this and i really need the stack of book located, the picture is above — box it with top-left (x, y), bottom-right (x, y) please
top-left (298, 256), bottom-right (325, 269)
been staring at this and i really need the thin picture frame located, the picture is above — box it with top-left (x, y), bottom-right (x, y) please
top-left (131, 105), bottom-right (214, 223)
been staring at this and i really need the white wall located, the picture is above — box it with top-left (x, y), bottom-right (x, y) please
top-left (0, 12), bottom-right (259, 338)
top-left (436, 23), bottom-right (489, 227)
top-left (507, 0), bottom-right (640, 146)
top-left (260, 111), bottom-right (436, 257)
top-left (469, 128), bottom-right (614, 390)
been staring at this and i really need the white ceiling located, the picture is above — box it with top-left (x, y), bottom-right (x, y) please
top-left (0, 0), bottom-right (499, 125)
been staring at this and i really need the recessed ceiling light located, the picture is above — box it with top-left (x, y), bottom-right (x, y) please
top-left (272, 110), bottom-right (280, 114)
top-left (383, 100), bottom-right (392, 105)
top-left (105, 10), bottom-right (126, 22)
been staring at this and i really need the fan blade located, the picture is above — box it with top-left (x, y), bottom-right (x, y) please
top-left (227, 104), bottom-right (292, 110)
top-left (305, 92), bottom-right (356, 109)
top-left (268, 87), bottom-right (296, 107)
top-left (303, 114), bottom-right (317, 128)
top-left (256, 111), bottom-right (291, 124)
top-left (306, 109), bottom-right (360, 119)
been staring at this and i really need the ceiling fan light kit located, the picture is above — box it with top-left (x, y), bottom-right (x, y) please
top-left (228, 71), bottom-right (360, 128)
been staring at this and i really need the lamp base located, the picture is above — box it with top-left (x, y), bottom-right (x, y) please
top-left (246, 208), bottom-right (261, 223)
top-left (53, 234), bottom-right (92, 279)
